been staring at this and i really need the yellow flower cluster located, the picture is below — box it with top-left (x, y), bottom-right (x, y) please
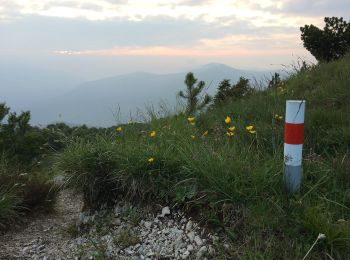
top-left (187, 117), bottom-right (195, 126)
top-left (275, 114), bottom-right (283, 120)
top-left (226, 131), bottom-right (234, 137)
top-left (246, 125), bottom-right (256, 134)
top-left (227, 125), bottom-right (236, 137)
top-left (278, 86), bottom-right (286, 94)
top-left (144, 114), bottom-right (259, 163)
top-left (116, 126), bottom-right (122, 132)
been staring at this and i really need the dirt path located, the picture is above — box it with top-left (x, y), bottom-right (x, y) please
top-left (0, 190), bottom-right (83, 260)
top-left (0, 190), bottom-right (223, 259)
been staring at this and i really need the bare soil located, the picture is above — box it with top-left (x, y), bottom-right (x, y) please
top-left (0, 190), bottom-right (83, 260)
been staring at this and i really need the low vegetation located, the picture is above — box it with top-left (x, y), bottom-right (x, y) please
top-left (0, 158), bottom-right (59, 229)
top-left (0, 103), bottom-right (118, 230)
top-left (55, 52), bottom-right (350, 258)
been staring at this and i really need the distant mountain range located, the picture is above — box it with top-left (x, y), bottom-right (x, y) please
top-left (1, 63), bottom-right (276, 127)
top-left (0, 65), bottom-right (82, 110)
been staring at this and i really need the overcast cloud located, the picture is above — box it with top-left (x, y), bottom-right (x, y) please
top-left (0, 0), bottom-right (349, 78)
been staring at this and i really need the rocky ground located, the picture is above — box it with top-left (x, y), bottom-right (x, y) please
top-left (0, 190), bottom-right (83, 259)
top-left (0, 190), bottom-right (226, 259)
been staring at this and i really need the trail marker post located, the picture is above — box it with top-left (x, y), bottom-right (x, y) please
top-left (284, 100), bottom-right (305, 193)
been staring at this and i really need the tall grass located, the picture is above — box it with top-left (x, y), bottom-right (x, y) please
top-left (56, 54), bottom-right (350, 258)
top-left (0, 157), bottom-right (59, 229)
top-left (0, 184), bottom-right (22, 229)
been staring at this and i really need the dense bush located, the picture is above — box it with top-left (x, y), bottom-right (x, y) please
top-left (0, 157), bottom-right (59, 229)
top-left (213, 77), bottom-right (252, 106)
top-left (301, 17), bottom-right (350, 62)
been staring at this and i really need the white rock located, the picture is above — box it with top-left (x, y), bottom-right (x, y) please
top-left (126, 249), bottom-right (134, 255)
top-left (208, 245), bottom-right (215, 255)
top-left (113, 218), bottom-right (121, 225)
top-left (187, 244), bottom-right (194, 252)
top-left (22, 247), bottom-right (30, 254)
top-left (144, 221), bottom-right (152, 229)
top-left (182, 250), bottom-right (190, 259)
top-left (194, 236), bottom-right (203, 246)
top-left (187, 231), bottom-right (195, 242)
top-left (196, 246), bottom-right (207, 258)
top-left (159, 206), bottom-right (171, 217)
top-left (185, 220), bottom-right (193, 231)
top-left (37, 244), bottom-right (45, 251)
top-left (174, 237), bottom-right (184, 250)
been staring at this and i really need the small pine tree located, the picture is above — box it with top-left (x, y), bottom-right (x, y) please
top-left (213, 79), bottom-right (232, 105)
top-left (178, 72), bottom-right (211, 115)
top-left (232, 77), bottom-right (250, 98)
top-left (213, 77), bottom-right (252, 108)
top-left (268, 73), bottom-right (281, 89)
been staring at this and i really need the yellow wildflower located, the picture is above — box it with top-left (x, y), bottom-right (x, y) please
top-left (149, 130), bottom-right (156, 137)
top-left (148, 157), bottom-right (155, 163)
top-left (187, 117), bottom-right (195, 123)
top-left (228, 126), bottom-right (236, 132)
top-left (275, 114), bottom-right (283, 120)
top-left (203, 130), bottom-right (209, 136)
top-left (224, 116), bottom-right (232, 124)
top-left (246, 125), bottom-right (256, 134)
top-left (191, 135), bottom-right (196, 139)
top-left (226, 131), bottom-right (235, 137)
top-left (116, 127), bottom-right (122, 132)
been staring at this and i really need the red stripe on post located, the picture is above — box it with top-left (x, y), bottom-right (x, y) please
top-left (284, 123), bottom-right (304, 145)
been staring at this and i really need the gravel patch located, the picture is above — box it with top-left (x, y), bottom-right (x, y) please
top-left (0, 191), bottom-right (222, 259)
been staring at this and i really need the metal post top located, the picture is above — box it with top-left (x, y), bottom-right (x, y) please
top-left (285, 100), bottom-right (305, 124)
top-left (286, 100), bottom-right (306, 103)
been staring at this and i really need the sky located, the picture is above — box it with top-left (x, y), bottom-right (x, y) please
top-left (0, 0), bottom-right (349, 80)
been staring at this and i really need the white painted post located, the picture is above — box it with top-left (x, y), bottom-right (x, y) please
top-left (284, 100), bottom-right (306, 193)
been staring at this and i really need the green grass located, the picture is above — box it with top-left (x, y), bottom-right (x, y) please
top-left (56, 54), bottom-right (350, 258)
top-left (0, 157), bottom-right (59, 229)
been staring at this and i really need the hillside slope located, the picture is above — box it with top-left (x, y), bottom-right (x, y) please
top-left (57, 54), bottom-right (350, 259)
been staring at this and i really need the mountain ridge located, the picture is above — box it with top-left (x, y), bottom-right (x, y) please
top-left (11, 63), bottom-right (275, 127)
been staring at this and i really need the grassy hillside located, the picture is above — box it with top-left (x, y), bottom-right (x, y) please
top-left (56, 54), bottom-right (350, 258)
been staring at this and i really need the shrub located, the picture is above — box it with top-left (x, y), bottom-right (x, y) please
top-left (213, 77), bottom-right (252, 106)
top-left (301, 17), bottom-right (350, 62)
top-left (0, 160), bottom-right (59, 229)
